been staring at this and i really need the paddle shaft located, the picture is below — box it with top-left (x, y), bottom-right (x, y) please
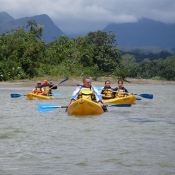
top-left (38, 103), bottom-right (131, 112)
top-left (109, 91), bottom-right (153, 99)
top-left (41, 105), bottom-right (67, 109)
top-left (58, 78), bottom-right (69, 85)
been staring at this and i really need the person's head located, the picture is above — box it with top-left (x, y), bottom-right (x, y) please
top-left (105, 80), bottom-right (111, 88)
top-left (82, 77), bottom-right (91, 88)
top-left (37, 81), bottom-right (41, 87)
top-left (42, 79), bottom-right (48, 86)
top-left (118, 80), bottom-right (123, 88)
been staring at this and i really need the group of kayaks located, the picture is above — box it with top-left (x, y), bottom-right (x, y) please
top-left (11, 91), bottom-right (138, 116)
top-left (36, 92), bottom-right (153, 115)
top-left (10, 78), bottom-right (153, 116)
top-left (11, 91), bottom-right (153, 116)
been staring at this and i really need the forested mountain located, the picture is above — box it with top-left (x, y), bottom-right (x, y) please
top-left (1, 12), bottom-right (175, 48)
top-left (103, 18), bottom-right (175, 48)
top-left (0, 12), bottom-right (64, 43)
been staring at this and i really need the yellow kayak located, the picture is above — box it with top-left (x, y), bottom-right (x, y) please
top-left (102, 95), bottom-right (136, 104)
top-left (67, 98), bottom-right (104, 115)
top-left (26, 92), bottom-right (54, 100)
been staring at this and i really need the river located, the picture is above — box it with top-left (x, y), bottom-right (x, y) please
top-left (0, 84), bottom-right (175, 175)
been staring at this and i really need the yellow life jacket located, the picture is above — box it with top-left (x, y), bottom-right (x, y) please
top-left (43, 86), bottom-right (51, 94)
top-left (116, 89), bottom-right (126, 98)
top-left (102, 89), bottom-right (113, 99)
top-left (78, 88), bottom-right (95, 101)
top-left (35, 87), bottom-right (42, 94)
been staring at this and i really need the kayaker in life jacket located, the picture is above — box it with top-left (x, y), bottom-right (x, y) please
top-left (113, 80), bottom-right (129, 98)
top-left (32, 81), bottom-right (45, 95)
top-left (69, 77), bottom-right (108, 112)
top-left (41, 79), bottom-right (55, 96)
top-left (101, 80), bottom-right (115, 99)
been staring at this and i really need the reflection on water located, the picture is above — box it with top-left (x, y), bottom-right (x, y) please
top-left (0, 85), bottom-right (175, 175)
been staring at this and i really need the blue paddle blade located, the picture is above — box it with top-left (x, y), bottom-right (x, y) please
top-left (107, 104), bottom-right (131, 107)
top-left (50, 93), bottom-right (62, 97)
top-left (136, 97), bottom-right (142, 100)
top-left (11, 94), bottom-right (22, 98)
top-left (137, 94), bottom-right (153, 99)
top-left (38, 104), bottom-right (67, 112)
top-left (97, 87), bottom-right (103, 91)
top-left (38, 104), bottom-right (58, 112)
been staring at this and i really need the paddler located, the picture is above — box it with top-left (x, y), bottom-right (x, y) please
top-left (101, 80), bottom-right (115, 99)
top-left (32, 81), bottom-right (45, 95)
top-left (69, 77), bottom-right (108, 112)
top-left (41, 79), bottom-right (57, 96)
top-left (113, 80), bottom-right (129, 98)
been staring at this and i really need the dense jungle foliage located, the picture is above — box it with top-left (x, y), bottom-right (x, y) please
top-left (0, 20), bottom-right (175, 81)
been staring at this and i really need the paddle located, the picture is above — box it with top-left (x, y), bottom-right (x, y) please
top-left (10, 94), bottom-right (26, 98)
top-left (57, 77), bottom-right (69, 85)
top-left (10, 93), bottom-right (62, 98)
top-left (49, 77), bottom-right (69, 89)
top-left (108, 91), bottom-right (153, 100)
top-left (49, 93), bottom-right (62, 97)
top-left (38, 103), bottom-right (131, 112)
top-left (134, 93), bottom-right (153, 99)
top-left (97, 87), bottom-right (103, 91)
top-left (136, 97), bottom-right (142, 100)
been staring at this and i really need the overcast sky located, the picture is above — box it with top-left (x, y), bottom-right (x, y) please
top-left (1, 0), bottom-right (175, 35)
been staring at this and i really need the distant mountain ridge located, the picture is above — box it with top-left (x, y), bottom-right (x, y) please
top-left (0, 12), bottom-right (64, 43)
top-left (0, 12), bottom-right (175, 48)
top-left (103, 18), bottom-right (175, 48)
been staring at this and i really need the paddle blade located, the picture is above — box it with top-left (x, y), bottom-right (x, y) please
top-left (97, 87), bottom-right (103, 91)
top-left (38, 104), bottom-right (68, 112)
top-left (107, 104), bottom-right (131, 107)
top-left (58, 78), bottom-right (69, 85)
top-left (50, 93), bottom-right (62, 97)
top-left (38, 104), bottom-right (58, 112)
top-left (137, 94), bottom-right (153, 99)
top-left (136, 97), bottom-right (142, 100)
top-left (10, 94), bottom-right (22, 98)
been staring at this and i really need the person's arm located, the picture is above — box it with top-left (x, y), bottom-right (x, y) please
top-left (91, 86), bottom-right (104, 107)
top-left (123, 87), bottom-right (128, 93)
top-left (124, 88), bottom-right (134, 95)
top-left (52, 84), bottom-right (57, 89)
top-left (49, 83), bottom-right (57, 89)
top-left (70, 86), bottom-right (81, 102)
top-left (112, 87), bottom-right (117, 97)
top-left (40, 88), bottom-right (45, 95)
top-left (32, 88), bottom-right (35, 93)
top-left (100, 89), bottom-right (106, 98)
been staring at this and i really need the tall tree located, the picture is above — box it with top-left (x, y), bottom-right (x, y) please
top-left (87, 30), bottom-right (121, 73)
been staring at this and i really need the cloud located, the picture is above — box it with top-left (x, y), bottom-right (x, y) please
top-left (0, 0), bottom-right (175, 34)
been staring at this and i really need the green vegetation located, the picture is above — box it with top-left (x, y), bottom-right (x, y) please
top-left (0, 20), bottom-right (175, 81)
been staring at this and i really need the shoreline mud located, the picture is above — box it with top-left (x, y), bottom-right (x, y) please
top-left (0, 78), bottom-right (175, 87)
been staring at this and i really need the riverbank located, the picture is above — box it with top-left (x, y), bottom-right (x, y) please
top-left (0, 78), bottom-right (175, 87)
